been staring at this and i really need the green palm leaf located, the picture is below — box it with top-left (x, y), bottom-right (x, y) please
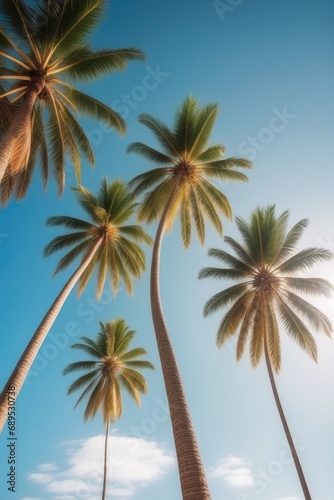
top-left (203, 283), bottom-right (250, 317)
top-left (55, 47), bottom-right (145, 81)
top-left (276, 248), bottom-right (333, 274)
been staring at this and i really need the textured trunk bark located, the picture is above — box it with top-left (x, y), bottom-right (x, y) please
top-left (0, 76), bottom-right (44, 183)
top-left (264, 334), bottom-right (312, 500)
top-left (101, 420), bottom-right (109, 500)
top-left (150, 177), bottom-right (211, 499)
top-left (0, 239), bottom-right (102, 433)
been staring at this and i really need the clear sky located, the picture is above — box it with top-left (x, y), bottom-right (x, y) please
top-left (1, 0), bottom-right (334, 499)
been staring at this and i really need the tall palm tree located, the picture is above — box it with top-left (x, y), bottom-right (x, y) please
top-left (0, 179), bottom-right (152, 432)
top-left (127, 95), bottom-right (252, 500)
top-left (0, 0), bottom-right (144, 202)
top-left (64, 318), bottom-right (154, 500)
top-left (199, 205), bottom-right (333, 500)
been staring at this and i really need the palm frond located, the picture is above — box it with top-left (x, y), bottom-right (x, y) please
top-left (276, 248), bottom-right (333, 274)
top-left (127, 142), bottom-right (173, 165)
top-left (271, 218), bottom-right (308, 266)
top-left (137, 113), bottom-right (180, 158)
top-left (173, 95), bottom-right (199, 154)
top-left (192, 144), bottom-right (225, 163)
top-left (63, 361), bottom-right (98, 374)
top-left (283, 277), bottom-right (334, 297)
top-left (281, 290), bottom-right (332, 337)
top-left (189, 186), bottom-right (205, 245)
top-left (196, 182), bottom-right (223, 237)
top-left (117, 225), bottom-right (153, 245)
top-left (51, 47), bottom-right (145, 81)
top-left (266, 303), bottom-right (281, 372)
top-left (188, 102), bottom-right (218, 158)
top-left (180, 195), bottom-right (192, 248)
top-left (223, 236), bottom-right (257, 268)
top-left (137, 175), bottom-right (176, 223)
top-left (207, 248), bottom-right (254, 274)
top-left (45, 0), bottom-right (107, 61)
top-left (66, 87), bottom-right (126, 135)
top-left (203, 283), bottom-right (250, 317)
top-left (236, 293), bottom-right (257, 361)
top-left (216, 291), bottom-right (252, 347)
top-left (199, 267), bottom-right (248, 281)
top-left (277, 297), bottom-right (318, 362)
top-left (43, 232), bottom-right (88, 257)
top-left (200, 180), bottom-right (233, 219)
top-left (249, 303), bottom-right (265, 368)
top-left (46, 215), bottom-right (94, 230)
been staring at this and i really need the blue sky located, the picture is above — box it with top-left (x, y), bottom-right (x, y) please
top-left (0, 0), bottom-right (334, 498)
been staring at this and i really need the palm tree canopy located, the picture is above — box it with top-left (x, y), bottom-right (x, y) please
top-left (44, 178), bottom-right (152, 299)
top-left (199, 205), bottom-right (333, 372)
top-left (0, 0), bottom-right (144, 202)
top-left (128, 95), bottom-right (252, 247)
top-left (64, 318), bottom-right (154, 423)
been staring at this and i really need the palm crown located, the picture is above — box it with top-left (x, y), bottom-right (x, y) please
top-left (0, 0), bottom-right (144, 201)
top-left (200, 205), bottom-right (333, 372)
top-left (128, 96), bottom-right (252, 247)
top-left (64, 318), bottom-right (154, 423)
top-left (44, 178), bottom-right (152, 299)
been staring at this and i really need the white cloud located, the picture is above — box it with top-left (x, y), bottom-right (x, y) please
top-left (27, 433), bottom-right (175, 499)
top-left (208, 455), bottom-right (254, 487)
top-left (28, 473), bottom-right (54, 484)
top-left (276, 498), bottom-right (300, 500)
top-left (20, 498), bottom-right (43, 500)
top-left (49, 497), bottom-right (77, 500)
top-left (38, 463), bottom-right (58, 472)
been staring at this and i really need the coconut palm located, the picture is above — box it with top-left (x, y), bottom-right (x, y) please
top-left (127, 95), bottom-right (252, 499)
top-left (199, 205), bottom-right (333, 500)
top-left (0, 0), bottom-right (144, 202)
top-left (0, 179), bottom-right (152, 432)
top-left (64, 318), bottom-right (154, 500)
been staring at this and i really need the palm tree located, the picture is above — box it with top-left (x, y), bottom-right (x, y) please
top-left (0, 179), bottom-right (152, 432)
top-left (0, 0), bottom-right (144, 202)
top-left (127, 95), bottom-right (252, 500)
top-left (199, 205), bottom-right (333, 500)
top-left (64, 318), bottom-right (154, 500)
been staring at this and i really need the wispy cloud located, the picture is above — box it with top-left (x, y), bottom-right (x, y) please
top-left (208, 455), bottom-right (254, 487)
top-left (276, 497), bottom-right (301, 500)
top-left (20, 497), bottom-right (43, 500)
top-left (27, 433), bottom-right (175, 499)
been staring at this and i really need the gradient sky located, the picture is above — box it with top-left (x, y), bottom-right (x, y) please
top-left (1, 0), bottom-right (334, 499)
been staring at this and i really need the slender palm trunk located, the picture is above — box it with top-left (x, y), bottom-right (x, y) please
top-left (150, 177), bottom-right (211, 500)
top-left (0, 76), bottom-right (44, 183)
top-left (101, 420), bottom-right (110, 500)
top-left (264, 336), bottom-right (312, 500)
top-left (0, 239), bottom-right (102, 433)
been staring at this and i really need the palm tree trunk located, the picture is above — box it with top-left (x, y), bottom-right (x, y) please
top-left (150, 177), bottom-right (211, 500)
top-left (0, 239), bottom-right (102, 433)
top-left (101, 419), bottom-right (110, 500)
top-left (263, 336), bottom-right (312, 500)
top-left (0, 76), bottom-right (44, 183)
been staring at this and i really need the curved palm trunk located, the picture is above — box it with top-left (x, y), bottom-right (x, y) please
top-left (150, 178), bottom-right (211, 499)
top-left (0, 77), bottom-right (44, 183)
top-left (101, 420), bottom-right (110, 500)
top-left (264, 337), bottom-right (312, 500)
top-left (0, 239), bottom-right (102, 433)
